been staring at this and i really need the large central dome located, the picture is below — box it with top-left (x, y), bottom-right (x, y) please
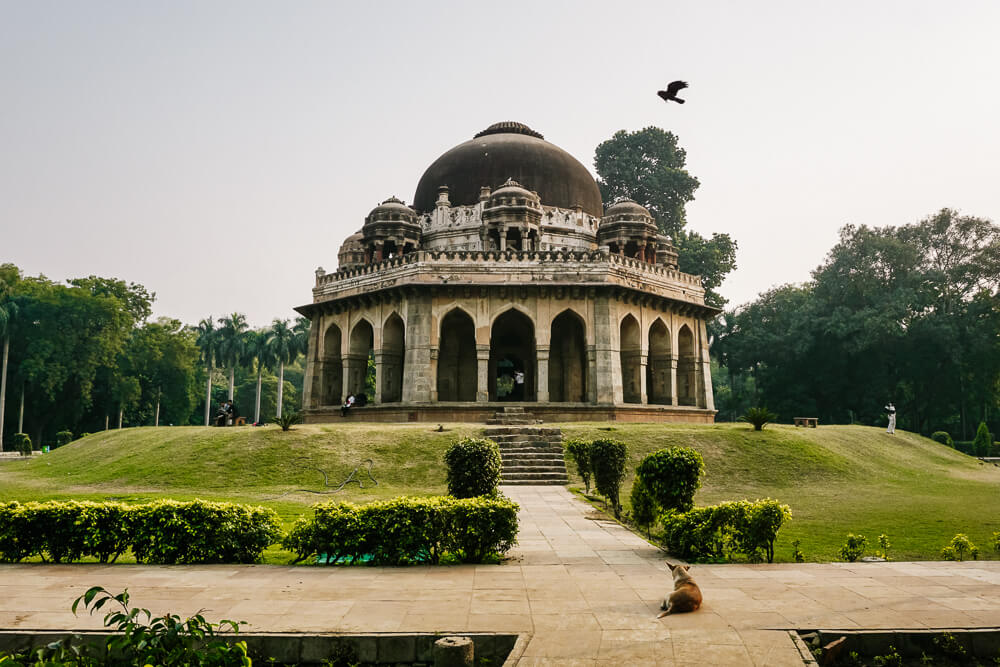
top-left (413, 122), bottom-right (603, 217)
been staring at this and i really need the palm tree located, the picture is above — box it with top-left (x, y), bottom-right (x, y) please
top-left (217, 313), bottom-right (249, 402)
top-left (293, 317), bottom-right (311, 357)
top-left (268, 318), bottom-right (297, 419)
top-left (246, 329), bottom-right (276, 425)
top-left (194, 317), bottom-right (217, 426)
top-left (0, 271), bottom-right (20, 452)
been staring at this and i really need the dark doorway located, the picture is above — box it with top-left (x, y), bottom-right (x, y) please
top-left (549, 310), bottom-right (587, 402)
top-left (620, 314), bottom-right (641, 404)
top-left (321, 324), bottom-right (343, 405)
top-left (489, 310), bottom-right (535, 401)
top-left (381, 314), bottom-right (405, 403)
top-left (437, 309), bottom-right (477, 401)
top-left (647, 318), bottom-right (671, 405)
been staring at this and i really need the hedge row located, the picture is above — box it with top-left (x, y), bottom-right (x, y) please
top-left (283, 495), bottom-right (519, 565)
top-left (0, 500), bottom-right (281, 564)
top-left (662, 498), bottom-right (792, 563)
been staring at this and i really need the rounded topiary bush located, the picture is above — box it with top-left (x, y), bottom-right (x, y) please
top-left (444, 437), bottom-right (502, 498)
top-left (55, 430), bottom-right (74, 448)
top-left (589, 438), bottom-right (628, 518)
top-left (12, 433), bottom-right (32, 457)
top-left (930, 431), bottom-right (953, 447)
top-left (636, 446), bottom-right (705, 513)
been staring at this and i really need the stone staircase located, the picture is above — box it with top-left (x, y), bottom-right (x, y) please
top-left (485, 406), bottom-right (538, 425)
top-left (485, 409), bottom-right (567, 485)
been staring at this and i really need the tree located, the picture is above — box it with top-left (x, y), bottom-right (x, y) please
top-left (268, 319), bottom-right (297, 418)
top-left (595, 127), bottom-right (700, 239)
top-left (216, 313), bottom-right (248, 402)
top-left (594, 127), bottom-right (738, 306)
top-left (246, 329), bottom-right (276, 424)
top-left (118, 318), bottom-right (199, 427)
top-left (0, 264), bottom-right (21, 452)
top-left (194, 318), bottom-right (217, 426)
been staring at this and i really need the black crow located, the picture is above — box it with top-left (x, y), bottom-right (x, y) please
top-left (657, 81), bottom-right (688, 104)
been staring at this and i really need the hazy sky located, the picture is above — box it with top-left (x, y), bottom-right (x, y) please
top-left (3, 1), bottom-right (998, 327)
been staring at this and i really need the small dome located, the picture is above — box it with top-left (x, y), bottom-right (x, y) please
top-left (366, 197), bottom-right (416, 223)
top-left (337, 230), bottom-right (365, 269)
top-left (604, 199), bottom-right (652, 220)
top-left (489, 178), bottom-right (539, 202)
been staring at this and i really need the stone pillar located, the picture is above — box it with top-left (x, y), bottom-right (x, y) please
top-left (593, 295), bottom-right (618, 404)
top-left (301, 316), bottom-right (322, 410)
top-left (536, 345), bottom-right (550, 403)
top-left (374, 242), bottom-right (384, 262)
top-left (639, 353), bottom-right (648, 405)
top-left (374, 350), bottom-right (387, 403)
top-left (476, 345), bottom-right (490, 402)
top-left (428, 347), bottom-right (439, 402)
top-left (699, 320), bottom-right (715, 411)
top-left (344, 354), bottom-right (365, 401)
top-left (586, 345), bottom-right (598, 404)
top-left (670, 355), bottom-right (679, 406)
top-left (402, 293), bottom-right (433, 402)
top-left (499, 225), bottom-right (507, 251)
top-left (638, 241), bottom-right (648, 263)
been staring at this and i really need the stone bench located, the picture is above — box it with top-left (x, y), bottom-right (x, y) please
top-left (794, 417), bottom-right (818, 428)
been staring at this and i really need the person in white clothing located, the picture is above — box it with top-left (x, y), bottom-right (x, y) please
top-left (885, 403), bottom-right (896, 434)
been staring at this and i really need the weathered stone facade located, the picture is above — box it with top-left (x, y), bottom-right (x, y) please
top-left (296, 122), bottom-right (718, 422)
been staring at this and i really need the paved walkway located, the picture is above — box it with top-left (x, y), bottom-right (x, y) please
top-left (2, 486), bottom-right (1000, 665)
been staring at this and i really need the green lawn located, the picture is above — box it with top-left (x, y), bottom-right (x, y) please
top-left (1, 422), bottom-right (998, 563)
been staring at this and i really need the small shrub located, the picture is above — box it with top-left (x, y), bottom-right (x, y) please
top-left (940, 533), bottom-right (978, 561)
top-left (661, 499), bottom-right (791, 563)
top-left (792, 539), bottom-right (805, 563)
top-left (564, 438), bottom-right (593, 493)
top-left (589, 438), bottom-right (628, 518)
top-left (871, 645), bottom-right (902, 667)
top-left (932, 632), bottom-right (967, 659)
top-left (877, 533), bottom-right (891, 561)
top-left (444, 437), bottom-right (502, 498)
top-left (973, 421), bottom-right (992, 457)
top-left (992, 530), bottom-right (1000, 554)
top-left (930, 431), bottom-right (953, 447)
top-left (54, 430), bottom-right (74, 447)
top-left (628, 477), bottom-right (657, 538)
top-left (635, 446), bottom-right (704, 513)
top-left (953, 440), bottom-right (975, 455)
top-left (273, 410), bottom-right (304, 431)
top-left (839, 533), bottom-right (867, 562)
top-left (12, 433), bottom-right (31, 456)
top-left (739, 406), bottom-right (778, 431)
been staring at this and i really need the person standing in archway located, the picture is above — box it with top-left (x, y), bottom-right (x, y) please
top-left (514, 369), bottom-right (525, 401)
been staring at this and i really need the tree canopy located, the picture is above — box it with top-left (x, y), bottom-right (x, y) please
top-left (594, 126), bottom-right (738, 307)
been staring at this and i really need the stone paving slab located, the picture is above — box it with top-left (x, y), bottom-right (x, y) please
top-left (1, 486), bottom-right (999, 665)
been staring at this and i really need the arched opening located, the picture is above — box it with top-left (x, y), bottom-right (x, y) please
top-left (380, 314), bottom-right (405, 403)
top-left (437, 309), bottom-right (477, 401)
top-left (321, 324), bottom-right (343, 405)
top-left (549, 310), bottom-right (587, 402)
top-left (348, 320), bottom-right (374, 403)
top-left (620, 314), bottom-right (641, 404)
top-left (647, 319), bottom-right (671, 405)
top-left (489, 309), bottom-right (535, 402)
top-left (677, 324), bottom-right (698, 406)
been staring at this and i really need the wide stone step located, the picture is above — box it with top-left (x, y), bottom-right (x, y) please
top-left (488, 433), bottom-right (556, 443)
top-left (500, 448), bottom-right (565, 456)
top-left (501, 452), bottom-right (566, 460)
top-left (503, 467), bottom-right (568, 476)
top-left (501, 471), bottom-right (569, 482)
top-left (485, 418), bottom-right (535, 425)
top-left (484, 427), bottom-right (561, 437)
top-left (500, 479), bottom-right (567, 486)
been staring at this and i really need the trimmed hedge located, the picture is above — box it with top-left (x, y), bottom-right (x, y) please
top-left (635, 447), bottom-right (704, 513)
top-left (0, 500), bottom-right (280, 564)
top-left (590, 438), bottom-right (628, 518)
top-left (662, 498), bottom-right (792, 563)
top-left (284, 495), bottom-right (519, 565)
top-left (12, 433), bottom-right (32, 456)
top-left (444, 437), bottom-right (502, 498)
top-left (930, 431), bottom-right (953, 447)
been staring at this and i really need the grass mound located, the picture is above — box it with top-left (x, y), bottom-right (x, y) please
top-left (2, 421), bottom-right (997, 562)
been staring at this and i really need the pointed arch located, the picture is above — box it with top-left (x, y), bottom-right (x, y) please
top-left (549, 309), bottom-right (587, 402)
top-left (347, 319), bottom-right (374, 401)
top-left (321, 323), bottom-right (343, 405)
top-left (620, 314), bottom-right (641, 404)
top-left (380, 313), bottom-right (405, 403)
top-left (489, 308), bottom-right (536, 402)
top-left (437, 308), bottom-right (477, 401)
top-left (647, 318), bottom-right (671, 405)
top-left (677, 323), bottom-right (697, 406)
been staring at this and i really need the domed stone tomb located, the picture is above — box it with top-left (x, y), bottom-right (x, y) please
top-left (296, 122), bottom-right (718, 422)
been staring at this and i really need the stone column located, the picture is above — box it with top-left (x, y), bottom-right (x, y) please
top-left (670, 355), bottom-right (679, 406)
top-left (301, 316), bottom-right (322, 410)
top-left (699, 320), bottom-right (716, 411)
top-left (344, 354), bottom-right (364, 401)
top-left (639, 353), bottom-right (648, 405)
top-left (476, 345), bottom-right (490, 402)
top-left (374, 242), bottom-right (384, 262)
top-left (374, 350), bottom-right (387, 403)
top-left (593, 295), bottom-right (618, 404)
top-left (428, 347), bottom-right (439, 402)
top-left (536, 345), bottom-right (550, 403)
top-left (403, 293), bottom-right (433, 402)
top-left (586, 346), bottom-right (598, 404)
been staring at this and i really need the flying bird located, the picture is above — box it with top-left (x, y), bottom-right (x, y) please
top-left (657, 81), bottom-right (688, 104)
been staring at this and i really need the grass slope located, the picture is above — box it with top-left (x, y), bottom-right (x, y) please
top-left (561, 423), bottom-right (1000, 562)
top-left (1, 422), bottom-right (997, 562)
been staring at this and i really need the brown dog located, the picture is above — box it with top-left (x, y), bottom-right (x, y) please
top-left (657, 563), bottom-right (702, 617)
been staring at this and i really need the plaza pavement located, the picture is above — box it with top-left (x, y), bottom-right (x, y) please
top-left (2, 485), bottom-right (1000, 665)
